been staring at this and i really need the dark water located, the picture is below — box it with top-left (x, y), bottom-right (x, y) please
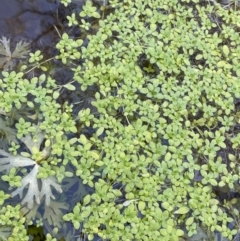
top-left (0, 0), bottom-right (59, 48)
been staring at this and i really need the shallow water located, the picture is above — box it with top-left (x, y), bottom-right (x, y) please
top-left (0, 0), bottom-right (59, 48)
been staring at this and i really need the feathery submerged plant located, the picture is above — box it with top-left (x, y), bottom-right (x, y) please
top-left (0, 0), bottom-right (240, 240)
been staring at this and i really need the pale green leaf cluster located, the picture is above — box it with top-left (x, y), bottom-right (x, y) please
top-left (60, 0), bottom-right (240, 240)
top-left (0, 205), bottom-right (28, 241)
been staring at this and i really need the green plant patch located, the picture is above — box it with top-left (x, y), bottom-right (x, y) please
top-left (0, 0), bottom-right (240, 240)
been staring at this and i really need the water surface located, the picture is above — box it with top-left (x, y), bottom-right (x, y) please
top-left (0, 0), bottom-right (59, 48)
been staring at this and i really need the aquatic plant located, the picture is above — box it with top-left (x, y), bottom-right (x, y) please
top-left (0, 36), bottom-right (30, 71)
top-left (1, 0), bottom-right (240, 240)
top-left (0, 133), bottom-right (62, 209)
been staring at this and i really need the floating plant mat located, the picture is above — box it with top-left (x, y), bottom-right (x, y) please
top-left (1, 0), bottom-right (240, 241)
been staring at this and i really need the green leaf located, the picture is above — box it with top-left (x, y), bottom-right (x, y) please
top-left (27, 101), bottom-right (34, 108)
top-left (45, 139), bottom-right (51, 147)
top-left (138, 201), bottom-right (146, 211)
top-left (88, 234), bottom-right (94, 240)
top-left (83, 194), bottom-right (91, 205)
top-left (95, 160), bottom-right (104, 166)
top-left (79, 134), bottom-right (87, 145)
top-left (168, 146), bottom-right (176, 153)
top-left (160, 229), bottom-right (168, 236)
top-left (53, 91), bottom-right (60, 99)
top-left (69, 126), bottom-right (77, 133)
top-left (216, 225), bottom-right (222, 232)
top-left (186, 217), bottom-right (194, 226)
top-left (162, 202), bottom-right (173, 211)
top-left (219, 142), bottom-right (226, 148)
top-left (195, 54), bottom-right (203, 60)
top-left (107, 193), bottom-right (115, 199)
top-left (217, 61), bottom-right (226, 68)
top-left (69, 138), bottom-right (78, 144)
top-left (39, 74), bottom-right (46, 82)
top-left (222, 45), bottom-right (229, 56)
top-left (74, 205), bottom-right (80, 214)
top-left (65, 171), bottom-right (73, 177)
top-left (91, 151), bottom-right (99, 159)
top-left (73, 221), bottom-right (80, 229)
top-left (93, 12), bottom-right (100, 18)
top-left (176, 229), bottom-right (184, 236)
top-left (165, 152), bottom-right (171, 162)
top-left (150, 24), bottom-right (157, 31)
top-left (210, 179), bottom-right (218, 186)
top-left (225, 63), bottom-right (232, 69)
top-left (64, 83), bottom-right (76, 91)
top-left (211, 204), bottom-right (218, 213)
top-left (228, 154), bottom-right (235, 161)
top-left (20, 152), bottom-right (31, 157)
top-left (96, 127), bottom-right (104, 137)
top-left (174, 206), bottom-right (189, 214)
top-left (101, 34), bottom-right (108, 41)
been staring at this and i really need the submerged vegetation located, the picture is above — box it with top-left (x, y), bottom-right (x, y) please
top-left (1, 0), bottom-right (240, 240)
